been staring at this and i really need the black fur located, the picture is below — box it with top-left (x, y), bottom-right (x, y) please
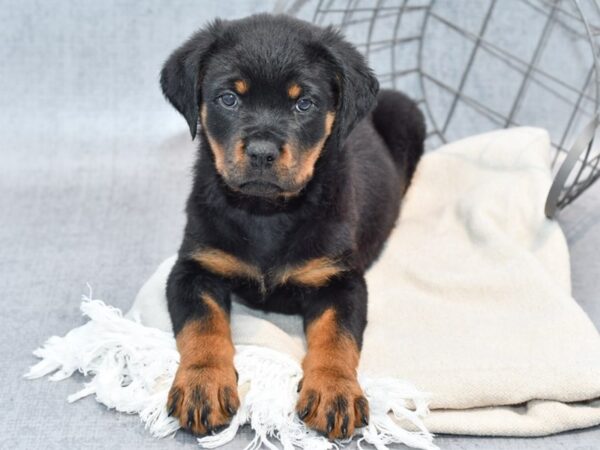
top-left (161, 12), bottom-right (425, 432)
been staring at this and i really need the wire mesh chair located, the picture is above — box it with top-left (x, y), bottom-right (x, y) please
top-left (276, 0), bottom-right (600, 217)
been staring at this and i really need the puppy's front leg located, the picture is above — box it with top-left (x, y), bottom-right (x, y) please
top-left (166, 258), bottom-right (239, 435)
top-left (296, 272), bottom-right (369, 439)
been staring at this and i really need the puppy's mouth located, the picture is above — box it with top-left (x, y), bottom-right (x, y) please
top-left (238, 181), bottom-right (284, 197)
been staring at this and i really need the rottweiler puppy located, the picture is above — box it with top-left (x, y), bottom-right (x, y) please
top-left (161, 13), bottom-right (425, 440)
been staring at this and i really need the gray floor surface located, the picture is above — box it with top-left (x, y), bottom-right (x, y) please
top-left (1, 1), bottom-right (599, 449)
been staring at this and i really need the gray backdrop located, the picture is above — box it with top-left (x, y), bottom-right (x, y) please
top-left (1, 1), bottom-right (599, 449)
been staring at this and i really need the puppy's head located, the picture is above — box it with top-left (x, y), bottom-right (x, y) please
top-left (161, 14), bottom-right (378, 198)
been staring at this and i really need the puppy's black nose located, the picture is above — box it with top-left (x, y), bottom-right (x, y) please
top-left (246, 140), bottom-right (280, 169)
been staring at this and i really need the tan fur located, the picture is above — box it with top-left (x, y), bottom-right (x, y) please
top-left (276, 256), bottom-right (345, 287)
top-left (191, 248), bottom-right (262, 282)
top-left (324, 110), bottom-right (335, 135)
top-left (278, 143), bottom-right (294, 173)
top-left (275, 112), bottom-right (336, 190)
top-left (274, 143), bottom-right (295, 190)
top-left (296, 308), bottom-right (368, 438)
top-left (234, 79), bottom-right (249, 94)
top-left (200, 105), bottom-right (227, 175)
top-left (288, 83), bottom-right (302, 99)
top-left (175, 295), bottom-right (234, 367)
top-left (302, 309), bottom-right (360, 379)
top-left (192, 248), bottom-right (342, 291)
top-left (233, 139), bottom-right (246, 166)
top-left (293, 111), bottom-right (336, 184)
top-left (169, 295), bottom-right (240, 434)
top-left (201, 98), bottom-right (334, 197)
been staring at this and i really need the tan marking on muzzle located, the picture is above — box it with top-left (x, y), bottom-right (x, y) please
top-left (277, 143), bottom-right (294, 174)
top-left (201, 104), bottom-right (227, 175)
top-left (293, 111), bottom-right (336, 184)
top-left (233, 139), bottom-right (246, 167)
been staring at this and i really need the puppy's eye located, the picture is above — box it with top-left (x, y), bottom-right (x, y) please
top-left (295, 98), bottom-right (313, 112)
top-left (219, 93), bottom-right (238, 108)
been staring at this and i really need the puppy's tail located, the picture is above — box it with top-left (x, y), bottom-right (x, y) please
top-left (371, 89), bottom-right (426, 189)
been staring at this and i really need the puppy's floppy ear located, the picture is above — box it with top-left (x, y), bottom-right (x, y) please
top-left (314, 26), bottom-right (379, 140)
top-left (160, 20), bottom-right (225, 139)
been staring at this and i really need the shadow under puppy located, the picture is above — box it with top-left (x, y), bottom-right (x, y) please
top-left (161, 13), bottom-right (425, 440)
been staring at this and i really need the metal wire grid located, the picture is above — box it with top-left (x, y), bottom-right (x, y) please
top-left (281, 0), bottom-right (600, 213)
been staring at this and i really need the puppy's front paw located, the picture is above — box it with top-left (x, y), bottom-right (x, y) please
top-left (296, 369), bottom-right (369, 439)
top-left (167, 363), bottom-right (239, 435)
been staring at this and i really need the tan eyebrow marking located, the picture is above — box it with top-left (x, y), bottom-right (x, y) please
top-left (288, 83), bottom-right (302, 99)
top-left (234, 79), bottom-right (249, 95)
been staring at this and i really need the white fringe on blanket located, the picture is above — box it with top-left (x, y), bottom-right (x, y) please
top-left (25, 293), bottom-right (436, 450)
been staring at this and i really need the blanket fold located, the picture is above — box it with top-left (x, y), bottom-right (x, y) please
top-left (27, 127), bottom-right (600, 449)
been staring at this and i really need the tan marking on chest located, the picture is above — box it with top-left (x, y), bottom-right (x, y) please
top-left (192, 248), bottom-right (343, 291)
top-left (191, 248), bottom-right (262, 283)
top-left (276, 256), bottom-right (345, 288)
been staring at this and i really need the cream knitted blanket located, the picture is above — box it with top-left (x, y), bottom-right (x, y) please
top-left (27, 127), bottom-right (600, 449)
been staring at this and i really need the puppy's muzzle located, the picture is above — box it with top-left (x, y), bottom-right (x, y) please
top-left (246, 139), bottom-right (280, 170)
